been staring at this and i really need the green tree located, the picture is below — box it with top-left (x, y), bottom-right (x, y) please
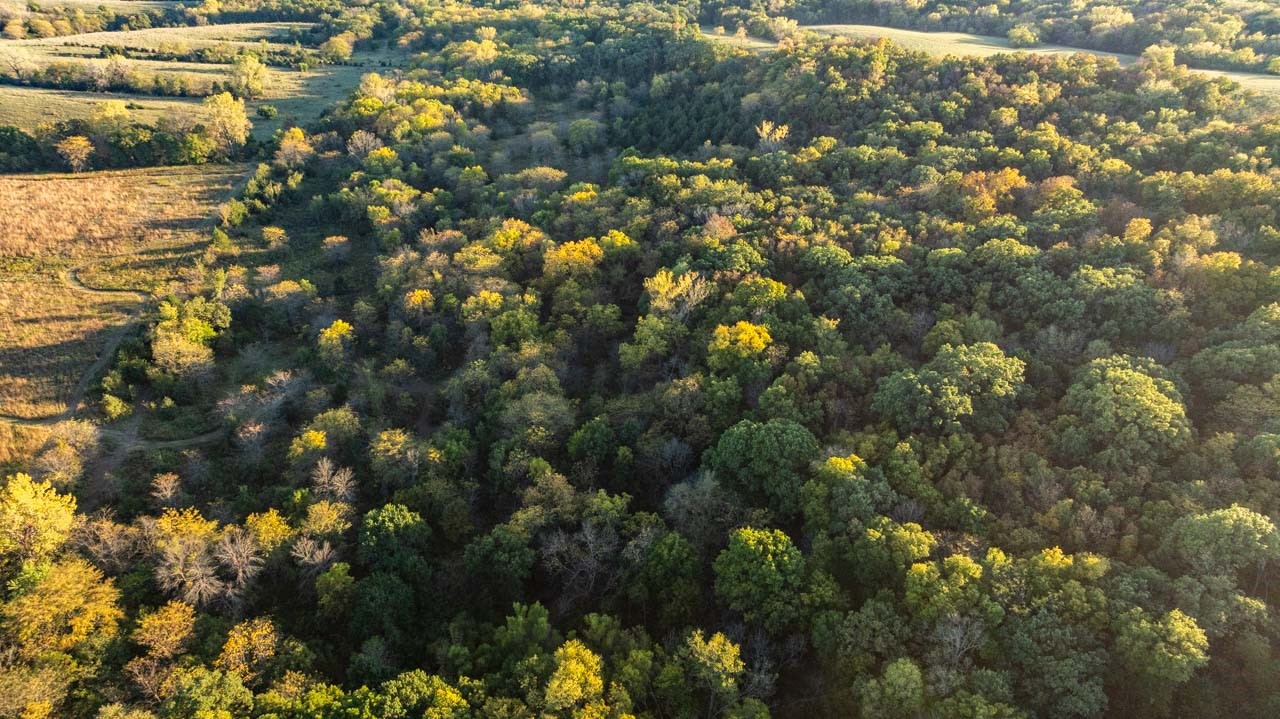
top-left (714, 527), bottom-right (808, 631)
top-left (1159, 505), bottom-right (1278, 578)
top-left (357, 504), bottom-right (432, 581)
top-left (464, 526), bottom-right (535, 611)
top-left (1114, 608), bottom-right (1209, 714)
top-left (873, 342), bottom-right (1025, 434)
top-left (1058, 355), bottom-right (1191, 471)
top-left (706, 418), bottom-right (818, 516)
top-left (159, 667), bottom-right (253, 719)
top-left (860, 658), bottom-right (925, 719)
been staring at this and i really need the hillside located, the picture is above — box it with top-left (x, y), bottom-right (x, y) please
top-left (2, 1), bottom-right (1280, 718)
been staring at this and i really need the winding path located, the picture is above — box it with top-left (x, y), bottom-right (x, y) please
top-left (0, 263), bottom-right (147, 426)
top-left (2, 262), bottom-right (227, 452)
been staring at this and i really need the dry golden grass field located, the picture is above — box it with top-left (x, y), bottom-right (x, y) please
top-left (0, 85), bottom-right (204, 128)
top-left (0, 165), bottom-right (243, 259)
top-left (0, 165), bottom-right (246, 421)
top-left (0, 421), bottom-right (51, 465)
top-left (0, 279), bottom-right (135, 419)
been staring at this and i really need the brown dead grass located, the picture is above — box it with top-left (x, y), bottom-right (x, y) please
top-left (0, 164), bottom-right (246, 420)
top-left (0, 280), bottom-right (133, 419)
top-left (0, 421), bottom-right (51, 467)
top-left (0, 165), bottom-right (242, 260)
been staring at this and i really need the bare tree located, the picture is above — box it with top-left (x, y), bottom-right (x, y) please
top-left (540, 521), bottom-right (619, 614)
top-left (311, 458), bottom-right (357, 502)
top-left (0, 48), bottom-right (35, 82)
top-left (151, 473), bottom-right (184, 509)
top-left (72, 511), bottom-right (140, 575)
top-left (156, 536), bottom-right (224, 608)
top-left (347, 129), bottom-right (383, 158)
top-left (215, 528), bottom-right (264, 591)
top-left (932, 614), bottom-right (986, 666)
top-left (291, 536), bottom-right (339, 582)
top-left (125, 655), bottom-right (171, 701)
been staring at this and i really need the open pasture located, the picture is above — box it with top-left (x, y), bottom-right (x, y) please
top-left (0, 165), bottom-right (246, 420)
top-left (0, 84), bottom-right (202, 128)
top-left (0, 164), bottom-right (243, 261)
top-left (709, 23), bottom-right (1280, 97)
top-left (10, 21), bottom-right (312, 51)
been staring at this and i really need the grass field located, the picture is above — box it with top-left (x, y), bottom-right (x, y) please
top-left (0, 165), bottom-right (247, 420)
top-left (709, 24), bottom-right (1280, 97)
top-left (0, 85), bottom-right (203, 128)
top-left (256, 46), bottom-right (400, 135)
top-left (0, 280), bottom-right (135, 419)
top-left (0, 165), bottom-right (243, 260)
top-left (0, 40), bottom-right (398, 138)
top-left (13, 21), bottom-right (311, 52)
top-left (803, 24), bottom-right (1136, 64)
top-left (2, 22), bottom-right (316, 101)
top-left (0, 0), bottom-right (180, 20)
top-left (0, 421), bottom-right (51, 466)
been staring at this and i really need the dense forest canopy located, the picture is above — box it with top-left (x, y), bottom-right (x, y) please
top-left (4, 0), bottom-right (1280, 717)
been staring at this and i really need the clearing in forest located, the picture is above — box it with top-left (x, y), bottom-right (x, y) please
top-left (708, 23), bottom-right (1280, 97)
top-left (0, 85), bottom-right (203, 128)
top-left (0, 165), bottom-right (246, 421)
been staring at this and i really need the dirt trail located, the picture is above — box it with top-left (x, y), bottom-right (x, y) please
top-left (1, 260), bottom-right (227, 468)
top-left (0, 262), bottom-right (147, 426)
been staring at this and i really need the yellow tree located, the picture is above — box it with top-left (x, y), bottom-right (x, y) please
top-left (544, 639), bottom-right (606, 715)
top-left (274, 127), bottom-right (314, 169)
top-left (0, 473), bottom-right (76, 566)
top-left (2, 558), bottom-right (123, 659)
top-left (229, 54), bottom-right (266, 99)
top-left (203, 92), bottom-right (252, 158)
top-left (133, 601), bottom-right (197, 660)
top-left (55, 136), bottom-right (93, 172)
top-left (126, 601), bottom-right (197, 699)
top-left (215, 617), bottom-right (278, 686)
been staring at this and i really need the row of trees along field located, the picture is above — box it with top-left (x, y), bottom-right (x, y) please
top-left (0, 0), bottom-right (379, 39)
top-left (0, 0), bottom-right (395, 172)
top-left (4, 1), bottom-right (1280, 718)
top-left (701, 0), bottom-right (1280, 72)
